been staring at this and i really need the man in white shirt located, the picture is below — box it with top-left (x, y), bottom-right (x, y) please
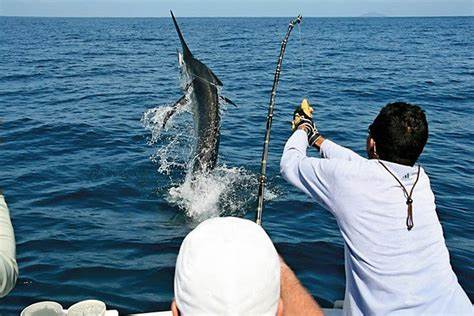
top-left (280, 101), bottom-right (472, 315)
top-left (0, 192), bottom-right (18, 297)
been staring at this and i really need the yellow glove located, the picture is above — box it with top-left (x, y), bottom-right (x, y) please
top-left (300, 98), bottom-right (314, 118)
top-left (291, 99), bottom-right (321, 147)
top-left (291, 99), bottom-right (314, 131)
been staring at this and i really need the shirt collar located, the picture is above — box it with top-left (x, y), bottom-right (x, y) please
top-left (377, 159), bottom-right (420, 179)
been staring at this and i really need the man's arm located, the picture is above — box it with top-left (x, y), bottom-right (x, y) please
top-left (290, 98), bottom-right (364, 162)
top-left (319, 138), bottom-right (365, 161)
top-left (280, 257), bottom-right (323, 316)
top-left (280, 129), bottom-right (339, 210)
top-left (280, 129), bottom-right (314, 198)
top-left (0, 194), bottom-right (18, 297)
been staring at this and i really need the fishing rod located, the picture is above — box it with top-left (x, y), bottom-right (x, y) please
top-left (256, 14), bottom-right (302, 226)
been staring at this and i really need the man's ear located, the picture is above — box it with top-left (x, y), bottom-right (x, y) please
top-left (367, 137), bottom-right (379, 159)
top-left (276, 298), bottom-right (284, 316)
top-left (171, 299), bottom-right (179, 316)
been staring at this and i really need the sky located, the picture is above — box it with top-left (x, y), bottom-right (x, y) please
top-left (1, 0), bottom-right (473, 17)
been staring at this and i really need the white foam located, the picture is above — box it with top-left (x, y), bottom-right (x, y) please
top-left (141, 96), bottom-right (192, 145)
top-left (167, 166), bottom-right (257, 221)
top-left (141, 96), bottom-right (194, 174)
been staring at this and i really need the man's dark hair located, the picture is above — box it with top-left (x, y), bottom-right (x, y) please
top-left (369, 102), bottom-right (428, 166)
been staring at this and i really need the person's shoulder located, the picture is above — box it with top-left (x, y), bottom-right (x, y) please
top-left (306, 156), bottom-right (376, 178)
top-left (321, 155), bottom-right (375, 170)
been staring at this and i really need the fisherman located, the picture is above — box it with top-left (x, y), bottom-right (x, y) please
top-left (171, 216), bottom-right (323, 315)
top-left (280, 101), bottom-right (472, 315)
top-left (0, 192), bottom-right (18, 297)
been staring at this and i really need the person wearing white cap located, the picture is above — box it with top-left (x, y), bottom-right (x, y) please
top-left (171, 216), bottom-right (323, 316)
top-left (0, 192), bottom-right (18, 297)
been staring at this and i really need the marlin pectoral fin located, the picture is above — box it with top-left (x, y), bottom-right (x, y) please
top-left (220, 96), bottom-right (237, 107)
top-left (163, 95), bottom-right (187, 128)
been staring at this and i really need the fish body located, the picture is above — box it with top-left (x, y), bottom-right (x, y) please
top-left (169, 11), bottom-right (223, 174)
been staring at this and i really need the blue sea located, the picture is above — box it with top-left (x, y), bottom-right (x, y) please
top-left (0, 16), bottom-right (472, 314)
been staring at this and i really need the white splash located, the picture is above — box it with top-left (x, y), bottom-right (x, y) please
top-left (168, 166), bottom-right (256, 221)
top-left (142, 72), bottom-right (277, 221)
top-left (141, 94), bottom-right (194, 174)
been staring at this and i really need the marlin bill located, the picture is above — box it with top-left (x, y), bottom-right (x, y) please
top-left (163, 11), bottom-right (234, 176)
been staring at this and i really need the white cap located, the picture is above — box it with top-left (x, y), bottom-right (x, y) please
top-left (174, 217), bottom-right (280, 316)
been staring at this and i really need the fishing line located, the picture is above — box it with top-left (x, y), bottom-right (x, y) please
top-left (188, 74), bottom-right (220, 87)
top-left (297, 21), bottom-right (305, 87)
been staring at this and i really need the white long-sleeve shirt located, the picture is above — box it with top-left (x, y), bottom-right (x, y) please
top-left (0, 194), bottom-right (18, 298)
top-left (280, 130), bottom-right (472, 316)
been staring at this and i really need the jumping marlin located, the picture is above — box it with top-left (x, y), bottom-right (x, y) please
top-left (164, 11), bottom-right (233, 175)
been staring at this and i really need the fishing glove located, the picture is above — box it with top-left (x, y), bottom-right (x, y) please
top-left (291, 99), bottom-right (321, 147)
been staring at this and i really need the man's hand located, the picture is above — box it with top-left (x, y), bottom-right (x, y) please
top-left (291, 99), bottom-right (322, 147)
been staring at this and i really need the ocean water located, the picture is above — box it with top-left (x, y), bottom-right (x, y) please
top-left (0, 16), bottom-right (473, 314)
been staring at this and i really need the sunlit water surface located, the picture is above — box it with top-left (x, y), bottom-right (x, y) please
top-left (0, 16), bottom-right (472, 314)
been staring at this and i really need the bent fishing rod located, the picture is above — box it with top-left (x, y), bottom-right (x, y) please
top-left (256, 14), bottom-right (302, 226)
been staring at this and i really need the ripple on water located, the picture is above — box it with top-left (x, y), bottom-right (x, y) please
top-left (0, 16), bottom-right (472, 313)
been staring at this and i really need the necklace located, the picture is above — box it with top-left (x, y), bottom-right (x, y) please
top-left (378, 161), bottom-right (421, 231)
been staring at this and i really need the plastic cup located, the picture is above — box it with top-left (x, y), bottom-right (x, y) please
top-left (20, 301), bottom-right (64, 316)
top-left (67, 300), bottom-right (106, 316)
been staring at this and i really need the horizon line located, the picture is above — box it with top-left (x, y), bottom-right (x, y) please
top-left (1, 14), bottom-right (473, 18)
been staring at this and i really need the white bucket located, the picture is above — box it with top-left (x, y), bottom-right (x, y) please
top-left (67, 300), bottom-right (106, 316)
top-left (20, 301), bottom-right (64, 316)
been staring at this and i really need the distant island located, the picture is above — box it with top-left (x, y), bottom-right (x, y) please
top-left (360, 12), bottom-right (387, 17)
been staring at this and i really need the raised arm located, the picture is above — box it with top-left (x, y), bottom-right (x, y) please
top-left (282, 99), bottom-right (361, 212)
top-left (319, 139), bottom-right (365, 161)
top-left (0, 194), bottom-right (18, 297)
top-left (280, 130), bottom-right (338, 210)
